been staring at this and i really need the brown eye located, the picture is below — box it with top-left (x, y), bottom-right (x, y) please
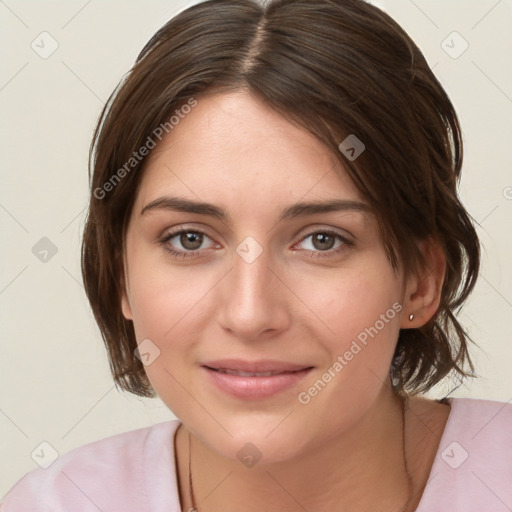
top-left (160, 229), bottom-right (216, 259)
top-left (311, 233), bottom-right (336, 251)
top-left (295, 230), bottom-right (352, 259)
top-left (179, 231), bottom-right (204, 250)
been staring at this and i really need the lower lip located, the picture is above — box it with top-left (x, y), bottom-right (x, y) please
top-left (202, 366), bottom-right (313, 400)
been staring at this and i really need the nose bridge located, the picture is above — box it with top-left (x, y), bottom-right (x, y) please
top-left (232, 239), bottom-right (275, 311)
top-left (218, 237), bottom-right (289, 338)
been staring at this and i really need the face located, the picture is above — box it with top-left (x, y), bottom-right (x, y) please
top-left (121, 90), bottom-right (408, 463)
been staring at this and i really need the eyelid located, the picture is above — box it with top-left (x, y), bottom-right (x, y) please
top-left (161, 223), bottom-right (216, 240)
top-left (294, 224), bottom-right (355, 244)
top-left (292, 228), bottom-right (353, 256)
top-left (160, 224), bottom-right (218, 247)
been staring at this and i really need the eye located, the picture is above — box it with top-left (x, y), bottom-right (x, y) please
top-left (159, 228), bottom-right (216, 259)
top-left (295, 230), bottom-right (352, 258)
top-left (159, 227), bottom-right (352, 260)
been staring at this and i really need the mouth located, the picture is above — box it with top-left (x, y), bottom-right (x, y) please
top-left (203, 358), bottom-right (312, 373)
top-left (201, 359), bottom-right (314, 400)
top-left (207, 368), bottom-right (304, 377)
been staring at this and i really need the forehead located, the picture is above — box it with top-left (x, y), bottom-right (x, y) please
top-left (135, 91), bottom-right (363, 211)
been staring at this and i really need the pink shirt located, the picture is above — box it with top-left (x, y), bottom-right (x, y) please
top-left (2, 398), bottom-right (511, 511)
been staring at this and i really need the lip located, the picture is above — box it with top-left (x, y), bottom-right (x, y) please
top-left (201, 359), bottom-right (313, 400)
top-left (203, 358), bottom-right (311, 373)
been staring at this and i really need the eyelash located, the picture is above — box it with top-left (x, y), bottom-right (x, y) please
top-left (159, 227), bottom-right (353, 260)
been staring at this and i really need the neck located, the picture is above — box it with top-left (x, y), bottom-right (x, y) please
top-left (176, 387), bottom-right (416, 512)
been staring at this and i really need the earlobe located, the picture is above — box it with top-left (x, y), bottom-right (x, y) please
top-left (401, 238), bottom-right (446, 329)
top-left (121, 273), bottom-right (133, 320)
top-left (121, 294), bottom-right (133, 320)
top-left (120, 255), bottom-right (133, 320)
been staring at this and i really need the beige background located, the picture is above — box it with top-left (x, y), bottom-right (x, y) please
top-left (1, 0), bottom-right (511, 496)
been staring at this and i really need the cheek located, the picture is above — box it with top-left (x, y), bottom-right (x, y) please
top-left (125, 266), bottom-right (204, 416)
top-left (298, 264), bottom-right (402, 346)
top-left (297, 266), bottom-right (403, 395)
top-left (126, 258), bottom-right (210, 341)
top-left (124, 258), bottom-right (216, 401)
top-left (292, 278), bottom-right (402, 454)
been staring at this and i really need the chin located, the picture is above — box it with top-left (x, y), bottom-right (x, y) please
top-left (208, 430), bottom-right (307, 466)
top-left (190, 410), bottom-right (317, 465)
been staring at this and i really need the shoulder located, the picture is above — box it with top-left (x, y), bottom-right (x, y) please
top-left (1, 420), bottom-right (182, 512)
top-left (417, 397), bottom-right (512, 512)
top-left (441, 397), bottom-right (512, 460)
top-left (442, 397), bottom-right (512, 467)
top-left (448, 396), bottom-right (512, 427)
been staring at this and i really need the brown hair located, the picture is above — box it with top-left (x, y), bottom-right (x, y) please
top-left (81, 0), bottom-right (480, 398)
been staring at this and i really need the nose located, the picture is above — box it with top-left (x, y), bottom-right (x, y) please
top-left (217, 244), bottom-right (291, 340)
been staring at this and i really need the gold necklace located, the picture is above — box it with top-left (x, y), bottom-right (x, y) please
top-left (187, 396), bottom-right (412, 511)
top-left (188, 429), bottom-right (198, 511)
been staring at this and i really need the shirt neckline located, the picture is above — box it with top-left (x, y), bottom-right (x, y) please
top-left (161, 397), bottom-right (458, 511)
top-left (413, 396), bottom-right (457, 510)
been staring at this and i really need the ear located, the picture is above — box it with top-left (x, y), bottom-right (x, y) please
top-left (121, 292), bottom-right (133, 320)
top-left (401, 237), bottom-right (446, 329)
top-left (120, 267), bottom-right (133, 320)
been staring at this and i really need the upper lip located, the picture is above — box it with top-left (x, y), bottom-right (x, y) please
top-left (202, 359), bottom-right (312, 373)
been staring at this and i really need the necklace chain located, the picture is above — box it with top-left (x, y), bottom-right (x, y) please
top-left (188, 430), bottom-right (198, 511)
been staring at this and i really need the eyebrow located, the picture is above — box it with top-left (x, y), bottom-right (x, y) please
top-left (140, 196), bottom-right (369, 223)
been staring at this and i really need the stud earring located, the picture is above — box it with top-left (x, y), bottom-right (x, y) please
top-left (409, 314), bottom-right (414, 321)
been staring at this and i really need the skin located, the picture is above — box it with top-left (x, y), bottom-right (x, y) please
top-left (121, 90), bottom-right (451, 511)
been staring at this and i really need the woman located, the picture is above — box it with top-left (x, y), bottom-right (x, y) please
top-left (2, 0), bottom-right (511, 510)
